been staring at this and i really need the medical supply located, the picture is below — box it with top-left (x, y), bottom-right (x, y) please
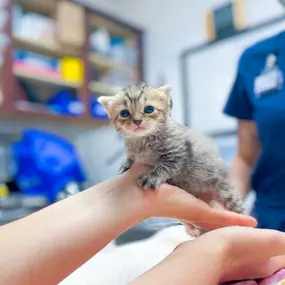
top-left (14, 49), bottom-right (60, 76)
top-left (15, 12), bottom-right (56, 42)
top-left (47, 90), bottom-right (84, 116)
top-left (89, 28), bottom-right (111, 55)
top-left (61, 57), bottom-right (84, 83)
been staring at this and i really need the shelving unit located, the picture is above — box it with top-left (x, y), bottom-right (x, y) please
top-left (0, 0), bottom-right (144, 126)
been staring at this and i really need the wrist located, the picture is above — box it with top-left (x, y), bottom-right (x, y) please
top-left (146, 239), bottom-right (225, 285)
top-left (89, 172), bottom-right (151, 226)
top-left (190, 236), bottom-right (228, 282)
top-left (197, 235), bottom-right (237, 283)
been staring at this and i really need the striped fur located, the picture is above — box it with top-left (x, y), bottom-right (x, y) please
top-left (99, 83), bottom-right (244, 233)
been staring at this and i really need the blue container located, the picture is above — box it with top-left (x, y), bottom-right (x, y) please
top-left (47, 90), bottom-right (84, 116)
top-left (12, 129), bottom-right (86, 203)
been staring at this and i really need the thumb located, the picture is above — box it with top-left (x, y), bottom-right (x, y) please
top-left (231, 228), bottom-right (285, 260)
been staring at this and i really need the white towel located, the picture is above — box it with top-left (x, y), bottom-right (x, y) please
top-left (60, 225), bottom-right (192, 285)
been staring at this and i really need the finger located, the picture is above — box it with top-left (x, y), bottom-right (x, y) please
top-left (192, 221), bottom-right (231, 231)
top-left (182, 221), bottom-right (238, 234)
top-left (196, 203), bottom-right (257, 227)
top-left (187, 200), bottom-right (233, 230)
top-left (159, 184), bottom-right (257, 227)
top-left (191, 205), bottom-right (257, 227)
top-left (180, 220), bottom-right (220, 232)
top-left (237, 229), bottom-right (285, 260)
top-left (223, 256), bottom-right (285, 282)
top-left (259, 256), bottom-right (285, 279)
top-left (180, 220), bottom-right (240, 232)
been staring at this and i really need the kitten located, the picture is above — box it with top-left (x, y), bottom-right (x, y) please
top-left (98, 83), bottom-right (244, 233)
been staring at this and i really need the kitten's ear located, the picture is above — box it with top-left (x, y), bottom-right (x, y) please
top-left (158, 85), bottom-right (172, 96)
top-left (98, 96), bottom-right (113, 110)
top-left (158, 85), bottom-right (173, 112)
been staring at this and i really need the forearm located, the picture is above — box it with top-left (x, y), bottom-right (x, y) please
top-left (230, 155), bottom-right (252, 197)
top-left (0, 175), bottom-right (145, 285)
top-left (131, 240), bottom-right (223, 285)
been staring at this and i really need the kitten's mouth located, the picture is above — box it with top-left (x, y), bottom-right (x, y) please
top-left (127, 124), bottom-right (148, 134)
top-left (133, 127), bottom-right (145, 132)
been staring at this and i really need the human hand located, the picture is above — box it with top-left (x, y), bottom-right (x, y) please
top-left (176, 227), bottom-right (285, 283)
top-left (122, 164), bottom-right (256, 231)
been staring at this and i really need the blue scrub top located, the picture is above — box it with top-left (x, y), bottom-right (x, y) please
top-left (224, 31), bottom-right (285, 229)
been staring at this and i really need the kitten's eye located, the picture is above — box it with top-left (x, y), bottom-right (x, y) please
top-left (120, 109), bottom-right (130, 118)
top-left (144, 106), bottom-right (154, 114)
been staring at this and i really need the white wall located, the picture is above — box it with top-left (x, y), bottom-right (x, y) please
top-left (187, 19), bottom-right (285, 133)
top-left (74, 0), bottom-right (284, 183)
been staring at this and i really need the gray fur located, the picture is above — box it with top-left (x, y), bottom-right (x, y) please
top-left (123, 120), bottom-right (243, 214)
top-left (101, 83), bottom-right (244, 218)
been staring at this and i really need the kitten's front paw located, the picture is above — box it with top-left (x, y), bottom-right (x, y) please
top-left (138, 173), bottom-right (162, 190)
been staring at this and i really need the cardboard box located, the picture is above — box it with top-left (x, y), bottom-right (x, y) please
top-left (57, 1), bottom-right (85, 48)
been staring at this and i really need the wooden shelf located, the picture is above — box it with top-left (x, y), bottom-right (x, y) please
top-left (89, 81), bottom-right (122, 95)
top-left (88, 53), bottom-right (117, 69)
top-left (13, 35), bottom-right (80, 58)
top-left (88, 52), bottom-right (135, 73)
top-left (15, 100), bottom-right (51, 114)
top-left (13, 67), bottom-right (82, 89)
top-left (10, 101), bottom-right (110, 126)
top-left (17, 0), bottom-right (57, 14)
top-left (88, 14), bottom-right (136, 37)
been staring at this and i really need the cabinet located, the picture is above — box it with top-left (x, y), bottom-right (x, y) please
top-left (0, 0), bottom-right (144, 126)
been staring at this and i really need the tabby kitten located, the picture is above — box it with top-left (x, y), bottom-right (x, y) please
top-left (98, 83), bottom-right (244, 220)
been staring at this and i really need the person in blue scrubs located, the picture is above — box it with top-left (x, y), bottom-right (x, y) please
top-left (224, 30), bottom-right (285, 231)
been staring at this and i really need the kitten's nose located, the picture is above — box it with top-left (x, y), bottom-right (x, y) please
top-left (133, 119), bottom-right (142, 126)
